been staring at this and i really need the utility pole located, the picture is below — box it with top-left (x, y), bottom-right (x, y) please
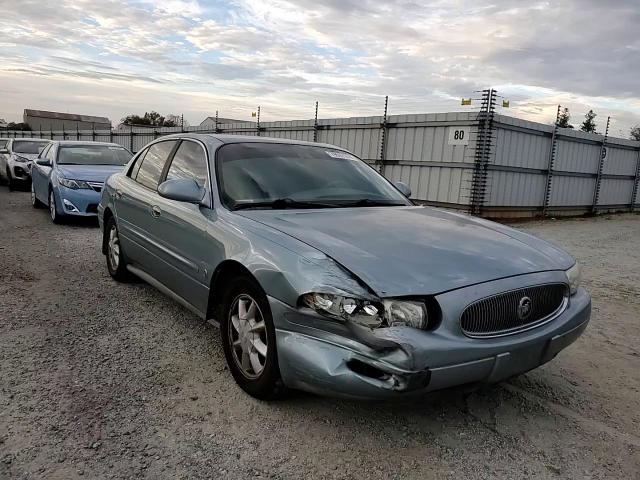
top-left (256, 106), bottom-right (261, 137)
top-left (215, 110), bottom-right (219, 133)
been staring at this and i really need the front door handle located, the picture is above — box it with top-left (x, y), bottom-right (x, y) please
top-left (150, 205), bottom-right (162, 218)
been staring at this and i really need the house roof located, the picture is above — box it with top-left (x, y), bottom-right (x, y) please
top-left (24, 109), bottom-right (110, 124)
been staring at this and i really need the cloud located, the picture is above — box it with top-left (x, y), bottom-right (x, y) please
top-left (0, 0), bottom-right (637, 136)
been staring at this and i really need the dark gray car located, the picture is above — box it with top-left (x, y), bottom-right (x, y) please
top-left (98, 134), bottom-right (590, 400)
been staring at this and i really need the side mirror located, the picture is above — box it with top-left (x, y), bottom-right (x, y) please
top-left (0, 148), bottom-right (8, 154)
top-left (36, 159), bottom-right (52, 167)
top-left (158, 178), bottom-right (204, 204)
top-left (395, 181), bottom-right (412, 198)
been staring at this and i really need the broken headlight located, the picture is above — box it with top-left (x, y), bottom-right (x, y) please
top-left (302, 293), bottom-right (383, 328)
top-left (301, 293), bottom-right (428, 330)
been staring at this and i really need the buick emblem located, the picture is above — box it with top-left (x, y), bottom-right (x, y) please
top-left (517, 296), bottom-right (532, 320)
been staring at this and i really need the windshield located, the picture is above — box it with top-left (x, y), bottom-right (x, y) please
top-left (217, 143), bottom-right (411, 210)
top-left (58, 145), bottom-right (132, 166)
top-left (13, 140), bottom-right (49, 154)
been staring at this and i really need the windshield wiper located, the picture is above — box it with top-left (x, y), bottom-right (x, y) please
top-left (232, 198), bottom-right (340, 211)
top-left (339, 198), bottom-right (408, 207)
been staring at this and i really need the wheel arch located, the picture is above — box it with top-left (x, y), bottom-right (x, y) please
top-left (206, 259), bottom-right (261, 322)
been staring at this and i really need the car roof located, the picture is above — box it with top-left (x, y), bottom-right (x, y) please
top-left (10, 138), bottom-right (51, 142)
top-left (152, 133), bottom-right (348, 151)
top-left (54, 140), bottom-right (126, 148)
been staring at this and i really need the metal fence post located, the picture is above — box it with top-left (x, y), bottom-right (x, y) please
top-left (631, 146), bottom-right (640, 211)
top-left (592, 116), bottom-right (610, 213)
top-left (92, 125), bottom-right (96, 142)
top-left (469, 88), bottom-right (496, 216)
top-left (313, 101), bottom-right (319, 142)
top-left (256, 106), bottom-right (261, 137)
top-left (378, 95), bottom-right (389, 175)
top-left (129, 124), bottom-right (134, 152)
top-left (543, 105), bottom-right (561, 217)
top-left (215, 110), bottom-right (219, 133)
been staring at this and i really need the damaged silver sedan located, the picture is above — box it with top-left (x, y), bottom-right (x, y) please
top-left (98, 134), bottom-right (591, 400)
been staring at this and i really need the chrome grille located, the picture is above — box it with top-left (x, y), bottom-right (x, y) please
top-left (460, 284), bottom-right (568, 338)
top-left (87, 181), bottom-right (103, 193)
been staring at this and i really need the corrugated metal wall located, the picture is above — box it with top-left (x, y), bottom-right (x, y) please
top-left (4, 111), bottom-right (639, 217)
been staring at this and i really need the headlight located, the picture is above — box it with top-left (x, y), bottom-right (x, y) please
top-left (302, 293), bottom-right (383, 328)
top-left (58, 177), bottom-right (90, 190)
top-left (565, 262), bottom-right (581, 295)
top-left (383, 299), bottom-right (427, 329)
top-left (301, 293), bottom-right (428, 329)
top-left (13, 154), bottom-right (30, 163)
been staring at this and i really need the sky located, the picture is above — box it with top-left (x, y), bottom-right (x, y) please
top-left (0, 0), bottom-right (638, 137)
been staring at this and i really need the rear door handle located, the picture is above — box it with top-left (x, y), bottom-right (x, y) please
top-left (150, 205), bottom-right (162, 218)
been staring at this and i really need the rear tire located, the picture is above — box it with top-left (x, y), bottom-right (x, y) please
top-left (31, 182), bottom-right (44, 208)
top-left (105, 216), bottom-right (131, 282)
top-left (220, 275), bottom-right (285, 400)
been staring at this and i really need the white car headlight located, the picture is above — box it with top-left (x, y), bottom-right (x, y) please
top-left (301, 293), bottom-right (429, 329)
top-left (565, 262), bottom-right (581, 295)
top-left (13, 154), bottom-right (30, 163)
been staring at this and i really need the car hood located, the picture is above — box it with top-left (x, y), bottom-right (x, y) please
top-left (56, 164), bottom-right (124, 183)
top-left (238, 206), bottom-right (574, 297)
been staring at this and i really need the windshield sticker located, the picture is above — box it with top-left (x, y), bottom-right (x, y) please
top-left (325, 150), bottom-right (354, 160)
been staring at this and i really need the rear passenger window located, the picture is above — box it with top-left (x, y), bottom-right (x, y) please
top-left (135, 141), bottom-right (176, 190)
top-left (165, 141), bottom-right (208, 188)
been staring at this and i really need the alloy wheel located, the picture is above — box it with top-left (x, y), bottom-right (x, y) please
top-left (228, 294), bottom-right (268, 378)
top-left (108, 225), bottom-right (120, 270)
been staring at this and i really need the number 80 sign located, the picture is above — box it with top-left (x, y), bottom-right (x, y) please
top-left (448, 126), bottom-right (470, 146)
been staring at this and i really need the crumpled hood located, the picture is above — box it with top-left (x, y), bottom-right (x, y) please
top-left (14, 153), bottom-right (39, 161)
top-left (238, 206), bottom-right (574, 297)
top-left (56, 164), bottom-right (124, 183)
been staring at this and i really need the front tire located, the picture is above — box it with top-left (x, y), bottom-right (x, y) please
top-left (49, 189), bottom-right (63, 223)
top-left (7, 169), bottom-right (14, 191)
top-left (220, 276), bottom-right (284, 400)
top-left (105, 216), bottom-right (131, 282)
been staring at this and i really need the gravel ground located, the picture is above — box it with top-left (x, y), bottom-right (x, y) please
top-left (1, 187), bottom-right (639, 480)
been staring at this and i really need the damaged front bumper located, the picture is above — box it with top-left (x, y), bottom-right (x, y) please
top-left (271, 271), bottom-right (591, 400)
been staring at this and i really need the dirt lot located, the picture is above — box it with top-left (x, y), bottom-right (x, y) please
top-left (0, 187), bottom-right (639, 480)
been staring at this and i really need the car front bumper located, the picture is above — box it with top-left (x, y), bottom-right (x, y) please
top-left (9, 161), bottom-right (31, 181)
top-left (271, 274), bottom-right (591, 400)
top-left (56, 186), bottom-right (101, 217)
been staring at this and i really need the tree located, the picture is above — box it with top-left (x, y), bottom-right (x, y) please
top-left (580, 110), bottom-right (598, 133)
top-left (120, 111), bottom-right (181, 127)
top-left (165, 114), bottom-right (189, 128)
top-left (556, 107), bottom-right (573, 129)
top-left (630, 125), bottom-right (640, 141)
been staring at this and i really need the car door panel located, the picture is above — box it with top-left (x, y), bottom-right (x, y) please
top-left (142, 140), bottom-right (213, 312)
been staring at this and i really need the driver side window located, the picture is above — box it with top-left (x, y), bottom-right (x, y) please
top-left (45, 145), bottom-right (55, 162)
